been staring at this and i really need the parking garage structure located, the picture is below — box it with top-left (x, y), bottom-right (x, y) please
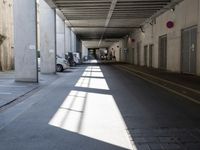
top-left (0, 0), bottom-right (200, 150)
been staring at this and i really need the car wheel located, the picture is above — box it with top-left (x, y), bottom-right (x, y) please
top-left (56, 64), bottom-right (63, 72)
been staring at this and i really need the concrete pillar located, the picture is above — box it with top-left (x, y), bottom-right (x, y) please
top-left (56, 14), bottom-right (65, 57)
top-left (39, 0), bottom-right (56, 74)
top-left (70, 29), bottom-right (72, 52)
top-left (13, 0), bottom-right (38, 82)
top-left (65, 25), bottom-right (71, 53)
top-left (71, 31), bottom-right (76, 52)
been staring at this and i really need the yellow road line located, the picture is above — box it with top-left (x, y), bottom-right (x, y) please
top-left (119, 65), bottom-right (200, 95)
top-left (115, 65), bottom-right (200, 105)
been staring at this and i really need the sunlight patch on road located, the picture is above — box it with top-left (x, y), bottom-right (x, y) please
top-left (75, 77), bottom-right (109, 90)
top-left (49, 90), bottom-right (134, 150)
top-left (82, 71), bottom-right (104, 78)
top-left (76, 66), bottom-right (109, 90)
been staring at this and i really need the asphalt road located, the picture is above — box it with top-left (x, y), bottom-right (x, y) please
top-left (0, 64), bottom-right (200, 150)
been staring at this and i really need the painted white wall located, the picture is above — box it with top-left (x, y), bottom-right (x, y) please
top-left (108, 41), bottom-right (121, 61)
top-left (82, 44), bottom-right (88, 59)
top-left (127, 36), bottom-right (134, 64)
top-left (124, 0), bottom-right (200, 76)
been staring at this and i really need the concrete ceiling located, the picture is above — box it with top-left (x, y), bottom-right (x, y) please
top-left (53, 0), bottom-right (172, 48)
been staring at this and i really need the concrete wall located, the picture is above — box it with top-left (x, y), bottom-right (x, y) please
top-left (13, 0), bottom-right (38, 82)
top-left (82, 44), bottom-right (88, 59)
top-left (76, 37), bottom-right (81, 53)
top-left (108, 41), bottom-right (121, 61)
top-left (0, 0), bottom-right (14, 71)
top-left (120, 0), bottom-right (200, 76)
top-left (56, 14), bottom-right (65, 57)
top-left (39, 0), bottom-right (56, 74)
top-left (108, 38), bottom-right (128, 62)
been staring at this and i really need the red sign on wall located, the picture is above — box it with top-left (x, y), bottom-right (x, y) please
top-left (166, 21), bottom-right (174, 29)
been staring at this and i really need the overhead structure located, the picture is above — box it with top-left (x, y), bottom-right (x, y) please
top-left (53, 0), bottom-right (172, 48)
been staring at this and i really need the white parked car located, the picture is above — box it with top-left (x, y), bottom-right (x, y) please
top-left (38, 56), bottom-right (70, 72)
top-left (56, 55), bottom-right (70, 72)
top-left (73, 52), bottom-right (81, 64)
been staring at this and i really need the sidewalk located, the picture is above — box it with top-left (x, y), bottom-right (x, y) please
top-left (125, 64), bottom-right (200, 91)
top-left (114, 64), bottom-right (200, 104)
top-left (0, 71), bottom-right (58, 109)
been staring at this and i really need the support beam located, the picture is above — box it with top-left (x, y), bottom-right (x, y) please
top-left (68, 26), bottom-right (141, 29)
top-left (13, 0), bottom-right (38, 82)
top-left (39, 0), bottom-right (56, 74)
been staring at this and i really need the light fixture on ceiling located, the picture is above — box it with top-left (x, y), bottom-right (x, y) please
top-left (140, 26), bottom-right (145, 33)
top-left (171, 7), bottom-right (175, 12)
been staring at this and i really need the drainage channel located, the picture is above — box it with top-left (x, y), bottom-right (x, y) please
top-left (0, 86), bottom-right (41, 112)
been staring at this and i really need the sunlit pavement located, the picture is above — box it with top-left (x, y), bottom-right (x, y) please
top-left (0, 64), bottom-right (200, 150)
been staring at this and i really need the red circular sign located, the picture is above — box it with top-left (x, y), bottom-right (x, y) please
top-left (166, 21), bottom-right (174, 29)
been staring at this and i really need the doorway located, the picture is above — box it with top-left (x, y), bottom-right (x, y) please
top-left (149, 44), bottom-right (153, 67)
top-left (158, 35), bottom-right (167, 70)
top-left (132, 48), bottom-right (135, 64)
top-left (137, 42), bottom-right (141, 65)
top-left (144, 45), bottom-right (148, 66)
top-left (181, 26), bottom-right (197, 74)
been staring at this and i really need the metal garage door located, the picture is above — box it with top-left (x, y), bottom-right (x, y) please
top-left (144, 45), bottom-right (148, 66)
top-left (159, 35), bottom-right (167, 70)
top-left (181, 26), bottom-right (197, 74)
top-left (137, 42), bottom-right (141, 65)
top-left (149, 44), bottom-right (153, 67)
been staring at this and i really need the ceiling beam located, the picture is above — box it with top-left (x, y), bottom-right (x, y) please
top-left (68, 26), bottom-right (140, 29)
top-left (98, 0), bottom-right (118, 47)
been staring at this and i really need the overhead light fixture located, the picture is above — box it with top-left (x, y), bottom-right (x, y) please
top-left (171, 7), bottom-right (175, 12)
top-left (140, 26), bottom-right (145, 33)
top-left (131, 39), bottom-right (135, 43)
